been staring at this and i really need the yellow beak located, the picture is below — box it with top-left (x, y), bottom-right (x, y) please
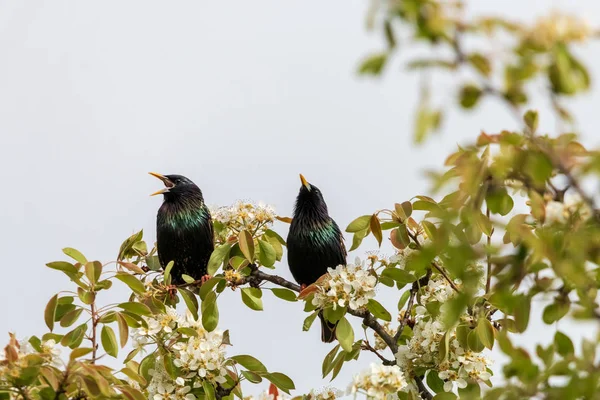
top-left (299, 174), bottom-right (311, 190)
top-left (149, 172), bottom-right (173, 196)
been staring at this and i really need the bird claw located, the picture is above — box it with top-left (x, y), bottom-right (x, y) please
top-left (166, 285), bottom-right (178, 298)
top-left (200, 275), bottom-right (212, 285)
top-left (300, 284), bottom-right (307, 291)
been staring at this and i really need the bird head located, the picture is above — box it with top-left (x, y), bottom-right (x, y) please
top-left (149, 172), bottom-right (202, 201)
top-left (295, 174), bottom-right (328, 215)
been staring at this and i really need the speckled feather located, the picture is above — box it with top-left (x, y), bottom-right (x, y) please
top-left (155, 175), bottom-right (214, 285)
top-left (287, 182), bottom-right (347, 342)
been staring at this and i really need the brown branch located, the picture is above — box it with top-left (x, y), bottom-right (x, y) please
top-left (361, 341), bottom-right (396, 366)
top-left (233, 268), bottom-right (434, 400)
top-left (407, 230), bottom-right (460, 293)
top-left (90, 302), bottom-right (98, 363)
top-left (394, 271), bottom-right (431, 343)
top-left (414, 376), bottom-right (434, 400)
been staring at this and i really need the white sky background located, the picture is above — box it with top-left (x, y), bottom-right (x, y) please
top-left (1, 0), bottom-right (600, 396)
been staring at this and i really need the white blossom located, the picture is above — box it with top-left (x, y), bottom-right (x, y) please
top-left (312, 257), bottom-right (377, 311)
top-left (243, 392), bottom-right (291, 400)
top-left (307, 388), bottom-right (343, 399)
top-left (544, 193), bottom-right (592, 225)
top-left (133, 308), bottom-right (228, 398)
top-left (351, 363), bottom-right (408, 398)
top-left (395, 277), bottom-right (492, 393)
top-left (211, 200), bottom-right (277, 239)
top-left (526, 11), bottom-right (591, 49)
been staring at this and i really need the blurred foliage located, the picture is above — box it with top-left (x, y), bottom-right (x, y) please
top-left (2, 1), bottom-right (600, 399)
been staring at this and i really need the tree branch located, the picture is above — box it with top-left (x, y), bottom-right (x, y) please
top-left (361, 341), bottom-right (396, 366)
top-left (232, 268), bottom-right (434, 400)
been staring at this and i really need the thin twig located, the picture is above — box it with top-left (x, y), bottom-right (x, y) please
top-left (90, 302), bottom-right (98, 363)
top-left (414, 376), bottom-right (434, 400)
top-left (407, 229), bottom-right (461, 293)
top-left (232, 268), bottom-right (434, 400)
top-left (361, 341), bottom-right (396, 366)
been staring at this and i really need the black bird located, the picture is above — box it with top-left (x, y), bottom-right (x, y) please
top-left (287, 174), bottom-right (347, 343)
top-left (150, 172), bottom-right (214, 285)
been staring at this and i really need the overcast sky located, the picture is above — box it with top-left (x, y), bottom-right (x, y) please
top-left (1, 1), bottom-right (600, 397)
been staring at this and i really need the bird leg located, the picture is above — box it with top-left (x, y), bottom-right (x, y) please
top-left (200, 274), bottom-right (212, 285)
top-left (300, 284), bottom-right (307, 291)
top-left (166, 285), bottom-right (178, 299)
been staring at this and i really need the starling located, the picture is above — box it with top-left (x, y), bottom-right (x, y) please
top-left (149, 172), bottom-right (214, 285)
top-left (287, 174), bottom-right (347, 343)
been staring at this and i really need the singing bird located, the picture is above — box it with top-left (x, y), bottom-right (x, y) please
top-left (149, 172), bottom-right (214, 285)
top-left (287, 174), bottom-right (347, 342)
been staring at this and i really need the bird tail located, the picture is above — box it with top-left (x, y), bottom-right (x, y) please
top-left (318, 311), bottom-right (337, 343)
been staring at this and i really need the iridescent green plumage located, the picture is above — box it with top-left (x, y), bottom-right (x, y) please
top-left (287, 176), bottom-right (346, 342)
top-left (152, 174), bottom-right (214, 285)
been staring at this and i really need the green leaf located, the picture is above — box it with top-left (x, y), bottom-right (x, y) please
top-left (459, 84), bottom-right (482, 109)
top-left (543, 301), bottom-right (570, 324)
top-left (117, 313), bottom-right (129, 348)
top-left (381, 268), bottom-right (416, 284)
top-left (514, 295), bottom-right (530, 333)
top-left (397, 290), bottom-right (411, 310)
top-left (468, 329), bottom-right (485, 352)
top-left (44, 294), bottom-right (58, 331)
top-left (60, 324), bottom-right (87, 349)
top-left (349, 228), bottom-right (369, 251)
top-left (358, 53), bottom-right (387, 76)
top-left (523, 110), bottom-right (539, 133)
top-left (554, 331), bottom-right (574, 356)
top-left (433, 393), bottom-right (457, 400)
top-left (322, 344), bottom-right (340, 377)
top-left (178, 288), bottom-right (199, 320)
top-left (69, 347), bottom-right (93, 362)
top-left (323, 306), bottom-right (346, 324)
top-left (486, 187), bottom-right (514, 216)
top-left (241, 287), bottom-right (263, 311)
top-left (262, 372), bottom-right (295, 394)
top-left (201, 292), bottom-right (219, 332)
top-left (303, 312), bottom-right (318, 331)
top-left (270, 288), bottom-right (297, 302)
top-left (139, 353), bottom-right (155, 382)
top-left (202, 381), bottom-right (216, 400)
top-left (426, 370), bottom-right (445, 393)
top-left (346, 215), bottom-right (371, 233)
top-left (181, 274), bottom-right (195, 284)
top-left (63, 247), bottom-right (87, 264)
top-left (199, 277), bottom-right (224, 301)
top-left (370, 214), bottom-right (383, 247)
top-left (60, 308), bottom-right (83, 328)
top-left (231, 355), bottom-right (267, 373)
top-left (476, 318), bottom-right (495, 350)
top-left (335, 317), bottom-right (354, 352)
top-left (367, 299), bottom-right (391, 322)
top-left (77, 287), bottom-right (95, 305)
top-left (118, 302), bottom-right (152, 317)
top-left (46, 261), bottom-right (79, 278)
top-left (101, 325), bottom-right (118, 357)
top-left (258, 240), bottom-right (276, 267)
top-left (84, 261), bottom-right (102, 284)
top-left (115, 272), bottom-right (146, 295)
top-left (241, 370), bottom-right (262, 383)
top-left (468, 53), bottom-right (491, 76)
top-left (207, 243), bottom-right (232, 275)
top-left (163, 261), bottom-right (174, 285)
top-left (238, 230), bottom-right (255, 262)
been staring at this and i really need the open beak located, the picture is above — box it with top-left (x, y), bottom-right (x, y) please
top-left (149, 172), bottom-right (174, 196)
top-left (299, 174), bottom-right (311, 191)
